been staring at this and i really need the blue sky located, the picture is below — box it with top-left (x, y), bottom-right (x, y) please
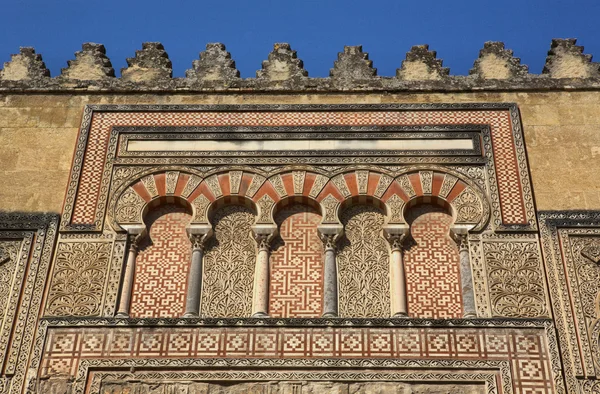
top-left (1, 0), bottom-right (599, 78)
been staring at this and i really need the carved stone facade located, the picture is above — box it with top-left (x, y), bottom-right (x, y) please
top-left (1, 66), bottom-right (599, 392)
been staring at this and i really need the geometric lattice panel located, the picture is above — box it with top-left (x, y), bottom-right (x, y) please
top-left (269, 204), bottom-right (324, 318)
top-left (404, 207), bottom-right (463, 318)
top-left (40, 322), bottom-right (558, 394)
top-left (130, 205), bottom-right (192, 318)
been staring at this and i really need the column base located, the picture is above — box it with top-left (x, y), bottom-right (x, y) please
top-left (463, 312), bottom-right (477, 318)
top-left (392, 312), bottom-right (409, 318)
top-left (251, 312), bottom-right (270, 318)
top-left (115, 312), bottom-right (129, 318)
top-left (321, 312), bottom-right (338, 318)
top-left (182, 312), bottom-right (199, 318)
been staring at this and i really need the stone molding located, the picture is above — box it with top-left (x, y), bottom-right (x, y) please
top-left (538, 210), bottom-right (600, 393)
top-left (3, 39), bottom-right (600, 91)
top-left (0, 213), bottom-right (59, 394)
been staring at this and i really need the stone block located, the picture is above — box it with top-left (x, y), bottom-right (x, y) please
top-left (397, 45), bottom-right (449, 81)
top-left (470, 42), bottom-right (528, 79)
top-left (121, 42), bottom-right (172, 82)
top-left (543, 38), bottom-right (600, 78)
top-left (256, 43), bottom-right (308, 83)
top-left (59, 43), bottom-right (115, 81)
top-left (186, 43), bottom-right (240, 84)
top-left (330, 46), bottom-right (377, 82)
top-left (0, 47), bottom-right (50, 81)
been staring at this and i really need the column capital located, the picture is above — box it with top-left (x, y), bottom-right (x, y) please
top-left (187, 224), bottom-right (213, 252)
top-left (320, 233), bottom-right (340, 251)
top-left (317, 224), bottom-right (343, 251)
top-left (189, 234), bottom-right (210, 252)
top-left (386, 234), bottom-right (407, 252)
top-left (383, 224), bottom-right (409, 252)
top-left (123, 225), bottom-right (146, 252)
top-left (254, 233), bottom-right (275, 251)
top-left (451, 231), bottom-right (469, 252)
top-left (252, 225), bottom-right (277, 252)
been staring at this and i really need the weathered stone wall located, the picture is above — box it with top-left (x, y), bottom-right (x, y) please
top-left (1, 90), bottom-right (599, 212)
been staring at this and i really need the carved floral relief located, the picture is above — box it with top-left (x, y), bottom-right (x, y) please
top-left (483, 241), bottom-right (548, 318)
top-left (46, 241), bottom-right (111, 316)
top-left (337, 205), bottom-right (390, 317)
top-left (201, 205), bottom-right (256, 317)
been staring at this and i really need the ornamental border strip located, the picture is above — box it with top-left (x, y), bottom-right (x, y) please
top-left (61, 103), bottom-right (535, 232)
top-left (89, 369), bottom-right (501, 394)
top-left (38, 316), bottom-right (553, 328)
top-left (78, 359), bottom-right (507, 394)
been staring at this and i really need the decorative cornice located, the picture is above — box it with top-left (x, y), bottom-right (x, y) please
top-left (3, 40), bottom-right (600, 92)
top-left (38, 315), bottom-right (554, 328)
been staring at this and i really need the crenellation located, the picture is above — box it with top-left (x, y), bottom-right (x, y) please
top-left (0, 39), bottom-right (599, 91)
top-left (543, 38), bottom-right (600, 78)
top-left (0, 47), bottom-right (50, 81)
top-left (397, 45), bottom-right (449, 81)
top-left (185, 43), bottom-right (240, 85)
top-left (256, 43), bottom-right (308, 85)
top-left (469, 41), bottom-right (529, 79)
top-left (121, 42), bottom-right (172, 83)
top-left (330, 46), bottom-right (378, 87)
top-left (59, 43), bottom-right (115, 81)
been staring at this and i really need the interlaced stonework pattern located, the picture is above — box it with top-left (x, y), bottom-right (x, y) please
top-left (404, 207), bottom-right (463, 318)
top-left (269, 204), bottom-right (324, 318)
top-left (130, 205), bottom-right (192, 318)
top-left (201, 205), bottom-right (256, 317)
top-left (337, 205), bottom-right (390, 318)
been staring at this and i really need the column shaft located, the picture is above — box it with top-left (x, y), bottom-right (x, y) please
top-left (390, 246), bottom-right (408, 317)
top-left (459, 244), bottom-right (477, 318)
top-left (183, 245), bottom-right (204, 317)
top-left (116, 238), bottom-right (140, 318)
top-left (322, 245), bottom-right (338, 317)
top-left (252, 245), bottom-right (270, 317)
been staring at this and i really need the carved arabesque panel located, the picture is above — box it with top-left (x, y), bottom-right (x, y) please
top-left (45, 241), bottom-right (111, 317)
top-left (483, 240), bottom-right (548, 318)
top-left (337, 205), bottom-right (390, 317)
top-left (202, 205), bottom-right (256, 317)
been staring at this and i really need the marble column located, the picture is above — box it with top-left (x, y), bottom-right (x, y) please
top-left (455, 233), bottom-right (477, 318)
top-left (116, 231), bottom-right (144, 318)
top-left (183, 233), bottom-right (208, 318)
top-left (321, 234), bottom-right (339, 318)
top-left (388, 234), bottom-right (408, 318)
top-left (251, 233), bottom-right (274, 317)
